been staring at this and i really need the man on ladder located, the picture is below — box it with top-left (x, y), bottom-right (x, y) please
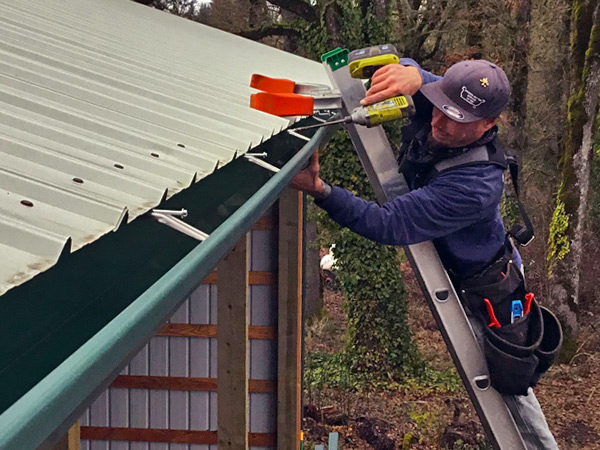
top-left (291, 57), bottom-right (559, 449)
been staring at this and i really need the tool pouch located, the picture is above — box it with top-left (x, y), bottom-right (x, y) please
top-left (459, 248), bottom-right (526, 325)
top-left (458, 244), bottom-right (562, 396)
top-left (531, 306), bottom-right (563, 386)
top-left (482, 301), bottom-right (543, 395)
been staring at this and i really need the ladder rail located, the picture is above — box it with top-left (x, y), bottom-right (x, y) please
top-left (323, 60), bottom-right (527, 450)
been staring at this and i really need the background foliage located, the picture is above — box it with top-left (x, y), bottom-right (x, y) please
top-left (310, 131), bottom-right (425, 383)
top-left (136, 0), bottom-right (600, 389)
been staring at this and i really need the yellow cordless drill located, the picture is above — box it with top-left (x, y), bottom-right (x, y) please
top-left (294, 44), bottom-right (415, 132)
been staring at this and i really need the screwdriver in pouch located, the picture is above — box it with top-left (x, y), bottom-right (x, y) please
top-left (292, 95), bottom-right (416, 132)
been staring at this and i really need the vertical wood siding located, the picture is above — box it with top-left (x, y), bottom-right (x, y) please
top-left (81, 211), bottom-right (278, 450)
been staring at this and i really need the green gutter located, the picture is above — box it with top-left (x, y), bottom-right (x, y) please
top-left (0, 124), bottom-right (337, 450)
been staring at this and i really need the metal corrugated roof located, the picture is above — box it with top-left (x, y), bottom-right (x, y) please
top-left (0, 0), bottom-right (331, 295)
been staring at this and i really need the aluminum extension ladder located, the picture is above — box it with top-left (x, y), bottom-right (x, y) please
top-left (321, 50), bottom-right (527, 450)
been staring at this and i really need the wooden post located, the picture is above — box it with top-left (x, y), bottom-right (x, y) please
top-left (50, 421), bottom-right (80, 450)
top-left (217, 235), bottom-right (250, 450)
top-left (277, 189), bottom-right (303, 450)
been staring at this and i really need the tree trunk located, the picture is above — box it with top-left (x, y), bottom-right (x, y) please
top-left (505, 0), bottom-right (531, 156)
top-left (464, 0), bottom-right (484, 58)
top-left (280, 8), bottom-right (299, 53)
top-left (548, 0), bottom-right (600, 337)
top-left (324, 3), bottom-right (343, 49)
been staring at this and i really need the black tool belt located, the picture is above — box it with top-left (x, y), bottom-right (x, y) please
top-left (458, 241), bottom-right (563, 395)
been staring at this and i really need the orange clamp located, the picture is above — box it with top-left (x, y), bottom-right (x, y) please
top-left (250, 74), bottom-right (296, 93)
top-left (250, 92), bottom-right (314, 116)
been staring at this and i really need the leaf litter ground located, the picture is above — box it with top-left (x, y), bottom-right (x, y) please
top-left (303, 262), bottom-right (600, 449)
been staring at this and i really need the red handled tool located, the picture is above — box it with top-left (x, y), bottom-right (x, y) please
top-left (483, 298), bottom-right (501, 329)
top-left (524, 292), bottom-right (534, 315)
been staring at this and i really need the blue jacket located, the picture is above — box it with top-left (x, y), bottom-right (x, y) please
top-left (315, 59), bottom-right (518, 278)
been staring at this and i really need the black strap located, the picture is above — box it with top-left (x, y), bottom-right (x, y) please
top-left (506, 155), bottom-right (535, 246)
top-left (427, 139), bottom-right (534, 247)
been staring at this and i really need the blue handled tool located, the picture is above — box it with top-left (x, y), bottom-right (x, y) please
top-left (511, 300), bottom-right (523, 323)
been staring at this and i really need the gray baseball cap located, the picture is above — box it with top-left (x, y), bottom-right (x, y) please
top-left (420, 60), bottom-right (511, 123)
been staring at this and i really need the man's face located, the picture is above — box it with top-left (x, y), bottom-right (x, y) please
top-left (430, 107), bottom-right (498, 148)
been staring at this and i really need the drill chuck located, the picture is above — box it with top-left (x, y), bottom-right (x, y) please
top-left (351, 95), bottom-right (416, 127)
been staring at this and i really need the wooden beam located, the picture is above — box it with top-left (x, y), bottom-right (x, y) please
top-left (202, 271), bottom-right (218, 284)
top-left (109, 375), bottom-right (275, 393)
top-left (157, 323), bottom-right (217, 337)
top-left (249, 432), bottom-right (277, 446)
top-left (249, 379), bottom-right (277, 393)
top-left (252, 216), bottom-right (275, 230)
top-left (156, 323), bottom-right (276, 339)
top-left (247, 271), bottom-right (276, 285)
top-left (111, 375), bottom-right (216, 391)
top-left (80, 427), bottom-right (276, 446)
top-left (247, 325), bottom-right (277, 340)
top-left (202, 271), bottom-right (275, 285)
top-left (217, 235), bottom-right (250, 450)
top-left (277, 188), bottom-right (303, 450)
top-left (50, 421), bottom-right (80, 450)
top-left (80, 427), bottom-right (217, 444)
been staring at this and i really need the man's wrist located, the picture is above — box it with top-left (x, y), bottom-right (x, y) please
top-left (313, 181), bottom-right (331, 200)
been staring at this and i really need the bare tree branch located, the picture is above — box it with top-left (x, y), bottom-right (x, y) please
top-left (410, 0), bottom-right (422, 11)
top-left (266, 0), bottom-right (318, 22)
top-left (237, 24), bottom-right (301, 40)
top-left (421, 32), bottom-right (443, 60)
top-left (361, 0), bottom-right (371, 18)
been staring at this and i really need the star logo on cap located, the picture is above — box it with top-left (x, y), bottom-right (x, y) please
top-left (480, 78), bottom-right (489, 88)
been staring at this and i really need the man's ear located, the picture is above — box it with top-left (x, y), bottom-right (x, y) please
top-left (483, 117), bottom-right (499, 132)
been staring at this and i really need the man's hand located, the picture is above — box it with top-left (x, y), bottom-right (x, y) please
top-left (361, 64), bottom-right (423, 105)
top-left (290, 151), bottom-right (326, 197)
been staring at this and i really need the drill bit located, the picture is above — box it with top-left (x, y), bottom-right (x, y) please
top-left (290, 117), bottom-right (350, 132)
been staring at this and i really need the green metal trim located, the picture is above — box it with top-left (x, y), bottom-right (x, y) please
top-left (321, 48), bottom-right (349, 71)
top-left (0, 120), bottom-right (334, 417)
top-left (0, 123), bottom-right (337, 450)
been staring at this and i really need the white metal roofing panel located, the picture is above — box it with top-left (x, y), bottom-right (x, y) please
top-left (0, 0), bottom-right (332, 295)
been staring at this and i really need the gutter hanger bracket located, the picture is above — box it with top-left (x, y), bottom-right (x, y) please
top-left (286, 130), bottom-right (312, 142)
top-left (244, 155), bottom-right (280, 173)
top-left (151, 209), bottom-right (208, 242)
top-left (153, 208), bottom-right (188, 218)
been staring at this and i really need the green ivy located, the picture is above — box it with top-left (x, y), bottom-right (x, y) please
top-left (547, 188), bottom-right (571, 277)
top-left (309, 129), bottom-right (425, 384)
top-left (299, 0), bottom-right (394, 60)
top-left (499, 193), bottom-right (520, 231)
top-left (588, 143), bottom-right (600, 233)
top-left (299, 0), bottom-right (425, 385)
